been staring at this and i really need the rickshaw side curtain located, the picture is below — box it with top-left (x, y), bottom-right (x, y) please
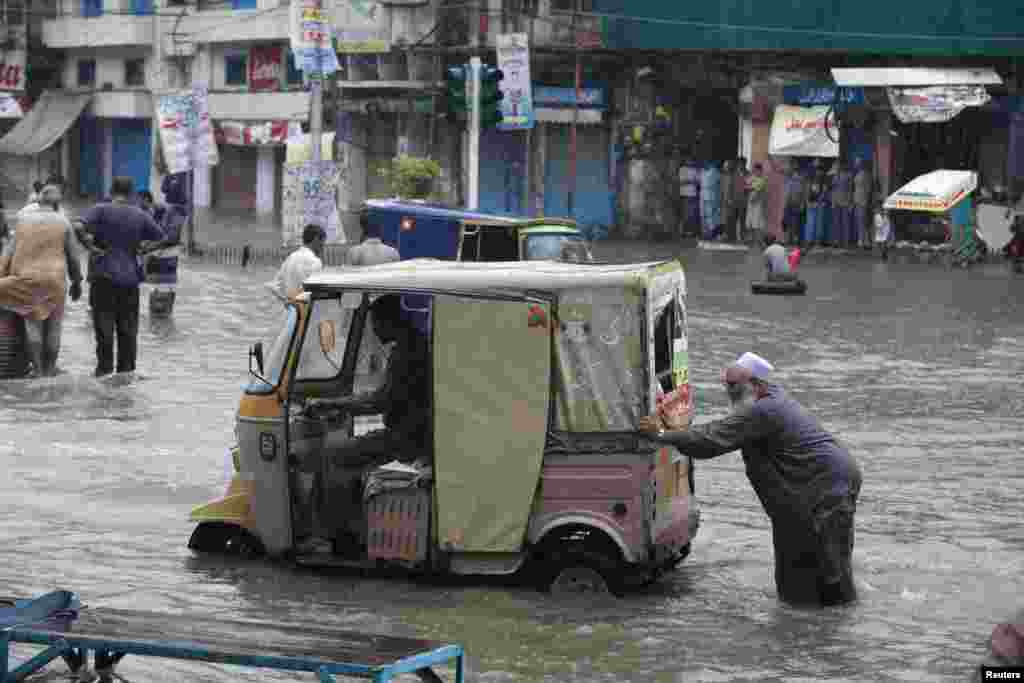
top-left (432, 296), bottom-right (551, 553)
top-left (554, 287), bottom-right (646, 432)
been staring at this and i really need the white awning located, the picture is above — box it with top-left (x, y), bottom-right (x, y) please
top-left (831, 68), bottom-right (1003, 87)
top-left (0, 91), bottom-right (91, 156)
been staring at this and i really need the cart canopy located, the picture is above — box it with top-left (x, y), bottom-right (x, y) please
top-left (884, 170), bottom-right (977, 213)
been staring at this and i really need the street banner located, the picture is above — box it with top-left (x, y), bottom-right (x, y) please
top-left (887, 86), bottom-right (990, 124)
top-left (0, 51), bottom-right (27, 92)
top-left (215, 120), bottom-right (300, 146)
top-left (249, 46), bottom-right (284, 91)
top-left (884, 169), bottom-right (977, 213)
top-left (768, 104), bottom-right (839, 158)
top-left (496, 33), bottom-right (534, 130)
top-left (0, 94), bottom-right (23, 118)
top-left (189, 83), bottom-right (218, 167)
top-left (290, 0), bottom-right (339, 74)
top-left (335, 0), bottom-right (389, 53)
top-left (281, 161), bottom-right (343, 245)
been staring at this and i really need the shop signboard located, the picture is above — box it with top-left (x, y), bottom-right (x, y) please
top-left (334, 0), bottom-right (389, 54)
top-left (249, 46), bottom-right (284, 91)
top-left (496, 33), bottom-right (534, 131)
top-left (290, 0), bottom-right (340, 74)
top-left (533, 86), bottom-right (607, 109)
top-left (281, 160), bottom-right (343, 245)
top-left (216, 120), bottom-right (300, 146)
top-left (782, 83), bottom-right (864, 107)
top-left (156, 83), bottom-right (219, 174)
top-left (887, 86), bottom-right (991, 124)
top-left (884, 170), bottom-right (977, 213)
top-left (768, 104), bottom-right (838, 158)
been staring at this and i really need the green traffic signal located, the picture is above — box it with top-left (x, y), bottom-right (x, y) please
top-left (479, 66), bottom-right (504, 128)
top-left (445, 65), bottom-right (469, 115)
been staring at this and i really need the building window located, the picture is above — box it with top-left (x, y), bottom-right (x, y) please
top-left (130, 0), bottom-right (153, 15)
top-left (225, 52), bottom-right (248, 86)
top-left (231, 0), bottom-right (257, 9)
top-left (4, 0), bottom-right (25, 27)
top-left (77, 59), bottom-right (96, 87)
top-left (81, 0), bottom-right (102, 17)
top-left (124, 58), bottom-right (146, 87)
top-left (286, 49), bottom-right (304, 86)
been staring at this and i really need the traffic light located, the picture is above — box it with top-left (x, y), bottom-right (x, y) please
top-left (479, 65), bottom-right (505, 129)
top-left (445, 65), bottom-right (469, 118)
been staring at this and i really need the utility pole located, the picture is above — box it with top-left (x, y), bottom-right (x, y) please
top-left (467, 55), bottom-right (482, 210)
top-left (310, 75), bottom-right (323, 163)
top-left (522, 5), bottom-right (534, 216)
top-left (568, 0), bottom-right (579, 217)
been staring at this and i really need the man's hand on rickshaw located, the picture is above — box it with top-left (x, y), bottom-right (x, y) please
top-left (638, 415), bottom-right (664, 435)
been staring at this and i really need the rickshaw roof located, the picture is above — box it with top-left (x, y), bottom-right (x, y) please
top-left (364, 199), bottom-right (521, 224)
top-left (305, 258), bottom-right (682, 295)
top-left (884, 170), bottom-right (977, 213)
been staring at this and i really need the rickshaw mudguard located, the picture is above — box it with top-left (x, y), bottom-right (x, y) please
top-left (189, 476), bottom-right (256, 529)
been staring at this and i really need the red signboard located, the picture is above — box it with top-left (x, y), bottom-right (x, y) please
top-left (0, 52), bottom-right (27, 91)
top-left (249, 46), bottom-right (283, 92)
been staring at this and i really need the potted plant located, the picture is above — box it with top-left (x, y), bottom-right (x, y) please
top-left (378, 155), bottom-right (442, 200)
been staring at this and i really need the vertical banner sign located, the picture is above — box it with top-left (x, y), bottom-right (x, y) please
top-left (496, 33), bottom-right (534, 131)
top-left (281, 161), bottom-right (343, 245)
top-left (290, 0), bottom-right (340, 75)
top-left (335, 0), bottom-right (389, 53)
top-left (249, 46), bottom-right (284, 91)
top-left (157, 86), bottom-right (219, 174)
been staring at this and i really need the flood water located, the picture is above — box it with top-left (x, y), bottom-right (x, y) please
top-left (2, 246), bottom-right (1022, 682)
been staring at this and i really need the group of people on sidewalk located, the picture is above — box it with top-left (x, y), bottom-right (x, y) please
top-left (0, 175), bottom-right (181, 378)
top-left (680, 156), bottom-right (894, 252)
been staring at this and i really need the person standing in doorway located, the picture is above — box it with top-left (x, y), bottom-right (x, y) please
top-left (734, 158), bottom-right (750, 242)
top-left (853, 159), bottom-right (874, 248)
top-left (831, 160), bottom-right (854, 247)
top-left (348, 214), bottom-right (400, 266)
top-left (783, 161), bottom-right (807, 245)
top-left (80, 176), bottom-right (169, 377)
top-left (719, 160), bottom-right (738, 243)
top-left (678, 156), bottom-right (700, 239)
top-left (804, 161), bottom-right (828, 246)
top-left (745, 163), bottom-right (768, 245)
top-left (700, 160), bottom-right (723, 241)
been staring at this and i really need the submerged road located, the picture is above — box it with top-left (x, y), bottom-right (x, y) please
top-left (1, 245), bottom-right (1021, 682)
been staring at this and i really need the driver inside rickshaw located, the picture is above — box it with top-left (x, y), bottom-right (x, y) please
top-left (316, 294), bottom-right (432, 467)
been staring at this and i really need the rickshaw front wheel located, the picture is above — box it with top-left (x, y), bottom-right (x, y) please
top-left (189, 522), bottom-right (265, 558)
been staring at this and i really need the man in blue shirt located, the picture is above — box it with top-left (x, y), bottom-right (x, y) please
top-left (80, 176), bottom-right (170, 376)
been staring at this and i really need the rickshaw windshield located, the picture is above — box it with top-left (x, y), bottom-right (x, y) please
top-left (245, 305), bottom-right (297, 394)
top-left (524, 233), bottom-right (587, 261)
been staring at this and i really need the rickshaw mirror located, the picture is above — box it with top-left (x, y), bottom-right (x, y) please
top-left (250, 342), bottom-right (265, 377)
top-left (319, 320), bottom-right (337, 354)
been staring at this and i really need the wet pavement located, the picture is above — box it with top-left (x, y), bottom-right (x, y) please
top-left (1, 245), bottom-right (1022, 682)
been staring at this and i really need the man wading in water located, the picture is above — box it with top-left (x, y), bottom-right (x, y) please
top-left (640, 352), bottom-right (862, 606)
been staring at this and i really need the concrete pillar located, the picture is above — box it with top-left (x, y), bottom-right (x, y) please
top-left (256, 146), bottom-right (275, 215)
top-left (193, 161), bottom-right (211, 207)
top-left (101, 119), bottom-right (113, 196)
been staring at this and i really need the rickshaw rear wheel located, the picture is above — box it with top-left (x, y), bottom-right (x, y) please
top-left (189, 522), bottom-right (265, 558)
top-left (542, 549), bottom-right (625, 598)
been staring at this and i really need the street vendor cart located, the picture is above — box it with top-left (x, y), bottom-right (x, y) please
top-left (884, 169), bottom-right (981, 266)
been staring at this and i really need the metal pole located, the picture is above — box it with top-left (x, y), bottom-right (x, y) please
top-left (568, 4), bottom-right (579, 217)
top-left (522, 11), bottom-right (534, 216)
top-left (310, 78), bottom-right (323, 164)
top-left (468, 56), bottom-right (482, 210)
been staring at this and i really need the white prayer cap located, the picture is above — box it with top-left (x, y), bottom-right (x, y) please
top-left (734, 352), bottom-right (774, 380)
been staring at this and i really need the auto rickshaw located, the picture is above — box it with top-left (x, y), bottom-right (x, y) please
top-left (361, 199), bottom-right (592, 263)
top-left (885, 169), bottom-right (982, 265)
top-left (189, 259), bottom-right (699, 594)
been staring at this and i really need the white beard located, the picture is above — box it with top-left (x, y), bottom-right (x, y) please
top-left (727, 383), bottom-right (753, 412)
